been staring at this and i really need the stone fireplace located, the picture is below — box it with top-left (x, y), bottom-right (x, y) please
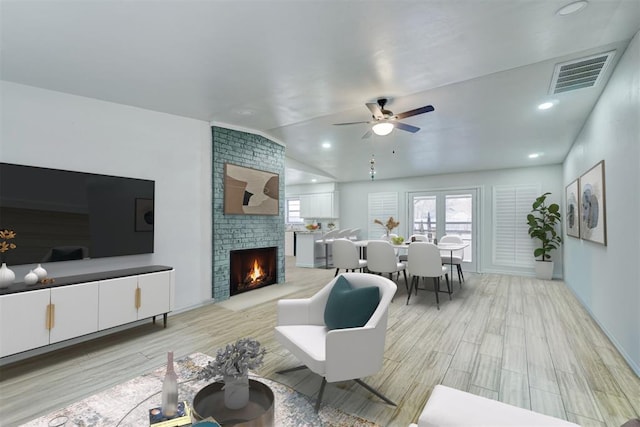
top-left (229, 246), bottom-right (277, 296)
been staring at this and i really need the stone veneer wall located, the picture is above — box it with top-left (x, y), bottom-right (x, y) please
top-left (212, 126), bottom-right (285, 301)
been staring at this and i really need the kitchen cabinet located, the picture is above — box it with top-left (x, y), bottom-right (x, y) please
top-left (285, 231), bottom-right (295, 256)
top-left (300, 192), bottom-right (339, 219)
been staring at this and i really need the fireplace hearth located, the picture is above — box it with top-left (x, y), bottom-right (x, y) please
top-left (229, 247), bottom-right (277, 296)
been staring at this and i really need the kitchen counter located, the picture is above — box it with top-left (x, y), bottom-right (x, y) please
top-left (295, 231), bottom-right (327, 268)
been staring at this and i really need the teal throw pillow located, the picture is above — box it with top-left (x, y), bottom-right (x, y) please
top-left (324, 276), bottom-right (380, 330)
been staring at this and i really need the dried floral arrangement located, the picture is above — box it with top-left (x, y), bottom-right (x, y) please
top-left (199, 338), bottom-right (266, 381)
top-left (0, 229), bottom-right (17, 261)
top-left (374, 217), bottom-right (400, 233)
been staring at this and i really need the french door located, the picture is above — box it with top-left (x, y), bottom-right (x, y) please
top-left (408, 188), bottom-right (479, 272)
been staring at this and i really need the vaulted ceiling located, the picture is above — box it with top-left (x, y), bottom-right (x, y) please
top-left (2, 1), bottom-right (639, 184)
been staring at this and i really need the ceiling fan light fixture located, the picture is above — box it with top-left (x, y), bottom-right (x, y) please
top-left (372, 122), bottom-right (394, 136)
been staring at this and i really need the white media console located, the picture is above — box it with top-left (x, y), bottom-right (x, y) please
top-left (0, 265), bottom-right (174, 358)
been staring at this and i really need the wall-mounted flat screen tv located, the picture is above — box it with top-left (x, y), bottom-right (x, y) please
top-left (0, 163), bottom-right (154, 265)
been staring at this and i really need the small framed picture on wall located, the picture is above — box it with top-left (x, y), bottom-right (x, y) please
top-left (565, 179), bottom-right (580, 238)
top-left (579, 160), bottom-right (607, 245)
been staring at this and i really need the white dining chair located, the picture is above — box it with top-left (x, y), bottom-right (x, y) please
top-left (366, 240), bottom-right (409, 293)
top-left (439, 235), bottom-right (465, 284)
top-left (332, 238), bottom-right (367, 276)
top-left (407, 242), bottom-right (451, 309)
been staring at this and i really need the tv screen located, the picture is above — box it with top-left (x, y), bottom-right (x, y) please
top-left (0, 163), bottom-right (154, 265)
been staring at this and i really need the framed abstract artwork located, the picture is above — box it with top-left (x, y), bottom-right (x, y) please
top-left (565, 179), bottom-right (580, 238)
top-left (224, 163), bottom-right (279, 215)
top-left (579, 160), bottom-right (607, 245)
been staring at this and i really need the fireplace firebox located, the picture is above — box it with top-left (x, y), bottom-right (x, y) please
top-left (229, 247), bottom-right (277, 296)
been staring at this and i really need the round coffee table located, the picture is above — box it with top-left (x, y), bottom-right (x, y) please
top-left (192, 379), bottom-right (274, 426)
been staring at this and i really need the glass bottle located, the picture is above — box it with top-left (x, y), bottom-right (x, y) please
top-left (161, 351), bottom-right (178, 417)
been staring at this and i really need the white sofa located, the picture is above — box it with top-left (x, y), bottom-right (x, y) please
top-left (410, 385), bottom-right (579, 427)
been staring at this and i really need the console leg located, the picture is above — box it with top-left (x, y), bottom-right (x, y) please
top-left (163, 313), bottom-right (168, 328)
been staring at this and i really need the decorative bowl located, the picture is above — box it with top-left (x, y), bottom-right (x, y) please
top-left (305, 224), bottom-right (319, 230)
top-left (391, 236), bottom-right (405, 245)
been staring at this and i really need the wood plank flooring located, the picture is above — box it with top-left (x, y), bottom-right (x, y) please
top-left (1, 258), bottom-right (638, 426)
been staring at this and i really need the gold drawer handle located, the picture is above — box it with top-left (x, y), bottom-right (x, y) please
top-left (135, 288), bottom-right (141, 309)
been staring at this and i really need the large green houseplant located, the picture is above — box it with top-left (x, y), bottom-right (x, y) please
top-left (526, 192), bottom-right (562, 279)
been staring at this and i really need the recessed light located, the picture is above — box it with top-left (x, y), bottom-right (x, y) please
top-left (538, 102), bottom-right (554, 110)
top-left (529, 153), bottom-right (540, 159)
top-left (311, 179), bottom-right (317, 183)
top-left (557, 1), bottom-right (588, 16)
top-left (322, 142), bottom-right (331, 149)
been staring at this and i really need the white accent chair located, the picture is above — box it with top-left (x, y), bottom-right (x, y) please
top-left (409, 385), bottom-right (579, 427)
top-left (366, 240), bottom-right (409, 293)
top-left (439, 234), bottom-right (465, 284)
top-left (331, 238), bottom-right (367, 277)
top-left (275, 273), bottom-right (398, 412)
top-left (407, 242), bottom-right (450, 309)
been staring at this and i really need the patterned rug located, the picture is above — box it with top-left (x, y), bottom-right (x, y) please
top-left (22, 353), bottom-right (378, 427)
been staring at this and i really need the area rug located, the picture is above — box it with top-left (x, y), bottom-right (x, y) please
top-left (22, 353), bottom-right (378, 427)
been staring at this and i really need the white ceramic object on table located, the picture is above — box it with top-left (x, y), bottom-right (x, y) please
top-left (24, 270), bottom-right (39, 285)
top-left (33, 264), bottom-right (47, 281)
top-left (0, 263), bottom-right (15, 287)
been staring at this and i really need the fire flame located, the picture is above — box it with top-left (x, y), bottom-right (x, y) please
top-left (249, 259), bottom-right (264, 283)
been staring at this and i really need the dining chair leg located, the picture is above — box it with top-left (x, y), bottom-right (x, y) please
top-left (433, 277), bottom-right (440, 310)
top-left (334, 268), bottom-right (340, 277)
top-left (402, 270), bottom-right (409, 293)
top-left (445, 273), bottom-right (452, 300)
top-left (407, 275), bottom-right (417, 305)
top-left (458, 264), bottom-right (465, 283)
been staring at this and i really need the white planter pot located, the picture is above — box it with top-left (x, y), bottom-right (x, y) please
top-left (534, 261), bottom-right (554, 280)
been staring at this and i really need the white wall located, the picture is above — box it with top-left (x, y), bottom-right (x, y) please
top-left (563, 31), bottom-right (640, 374)
top-left (338, 165), bottom-right (564, 277)
top-left (0, 82), bottom-right (213, 310)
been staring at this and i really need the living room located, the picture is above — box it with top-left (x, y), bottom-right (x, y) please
top-left (1, 1), bottom-right (639, 426)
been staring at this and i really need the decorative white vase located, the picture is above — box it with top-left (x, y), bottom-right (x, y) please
top-left (24, 270), bottom-right (39, 285)
top-left (0, 263), bottom-right (15, 288)
top-left (223, 374), bottom-right (250, 409)
top-left (33, 264), bottom-right (47, 281)
top-left (534, 261), bottom-right (554, 280)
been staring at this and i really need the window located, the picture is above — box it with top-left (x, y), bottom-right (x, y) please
top-left (286, 198), bottom-right (303, 223)
top-left (492, 185), bottom-right (539, 267)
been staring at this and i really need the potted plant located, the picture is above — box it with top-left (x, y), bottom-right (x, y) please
top-left (197, 338), bottom-right (266, 410)
top-left (526, 192), bottom-right (562, 280)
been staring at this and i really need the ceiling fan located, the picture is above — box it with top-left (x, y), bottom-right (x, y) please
top-left (333, 98), bottom-right (435, 138)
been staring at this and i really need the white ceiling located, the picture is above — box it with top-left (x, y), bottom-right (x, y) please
top-left (2, 1), bottom-right (639, 185)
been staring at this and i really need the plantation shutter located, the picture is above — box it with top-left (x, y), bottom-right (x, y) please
top-left (493, 185), bottom-right (539, 267)
top-left (368, 192), bottom-right (398, 240)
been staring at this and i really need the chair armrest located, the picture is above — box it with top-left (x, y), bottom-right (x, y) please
top-left (325, 326), bottom-right (384, 381)
top-left (277, 298), bottom-right (312, 326)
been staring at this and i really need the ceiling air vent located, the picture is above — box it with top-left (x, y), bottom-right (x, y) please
top-left (549, 50), bottom-right (616, 94)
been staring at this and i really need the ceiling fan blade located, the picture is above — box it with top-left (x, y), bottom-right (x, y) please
top-left (366, 102), bottom-right (384, 119)
top-left (333, 120), bottom-right (370, 126)
top-left (395, 122), bottom-right (420, 133)
top-left (361, 129), bottom-right (372, 139)
top-left (395, 105), bottom-right (435, 120)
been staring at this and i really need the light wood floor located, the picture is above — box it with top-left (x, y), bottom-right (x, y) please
top-left (1, 258), bottom-right (639, 427)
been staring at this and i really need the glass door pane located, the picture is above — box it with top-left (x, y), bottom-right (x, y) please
top-left (412, 195), bottom-right (436, 239)
top-left (445, 194), bottom-right (473, 262)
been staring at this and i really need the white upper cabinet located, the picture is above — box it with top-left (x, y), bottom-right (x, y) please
top-left (300, 192), bottom-right (339, 219)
